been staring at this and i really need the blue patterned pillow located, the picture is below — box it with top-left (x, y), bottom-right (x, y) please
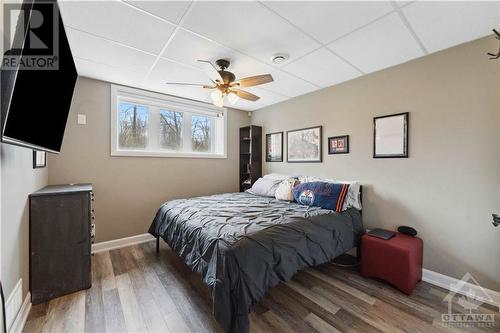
top-left (293, 181), bottom-right (350, 212)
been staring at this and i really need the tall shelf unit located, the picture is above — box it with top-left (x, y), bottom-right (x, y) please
top-left (239, 125), bottom-right (262, 192)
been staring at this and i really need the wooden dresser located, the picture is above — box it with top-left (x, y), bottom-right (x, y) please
top-left (29, 184), bottom-right (94, 304)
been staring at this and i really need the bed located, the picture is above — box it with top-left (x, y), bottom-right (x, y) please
top-left (148, 191), bottom-right (364, 333)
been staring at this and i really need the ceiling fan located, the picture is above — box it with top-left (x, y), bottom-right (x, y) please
top-left (166, 59), bottom-right (274, 107)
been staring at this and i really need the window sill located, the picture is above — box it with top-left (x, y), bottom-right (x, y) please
top-left (110, 150), bottom-right (227, 159)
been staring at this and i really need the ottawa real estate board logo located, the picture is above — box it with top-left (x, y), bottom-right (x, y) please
top-left (3, 1), bottom-right (59, 70)
top-left (441, 272), bottom-right (498, 329)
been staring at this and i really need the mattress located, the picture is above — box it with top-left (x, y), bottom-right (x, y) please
top-left (148, 192), bottom-right (364, 333)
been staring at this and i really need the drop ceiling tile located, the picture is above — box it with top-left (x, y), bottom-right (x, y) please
top-left (144, 83), bottom-right (212, 104)
top-left (59, 0), bottom-right (175, 54)
top-left (75, 57), bottom-right (146, 87)
top-left (264, 1), bottom-right (394, 44)
top-left (395, 1), bottom-right (414, 8)
top-left (228, 98), bottom-right (265, 111)
top-left (328, 12), bottom-right (424, 73)
top-left (402, 1), bottom-right (500, 53)
top-left (282, 48), bottom-right (361, 88)
top-left (182, 1), bottom-right (320, 66)
top-left (264, 70), bottom-right (318, 97)
top-left (66, 28), bottom-right (156, 73)
top-left (162, 29), bottom-right (274, 79)
top-left (124, 1), bottom-right (191, 24)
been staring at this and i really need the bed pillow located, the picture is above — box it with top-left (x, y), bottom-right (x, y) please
top-left (246, 177), bottom-right (281, 197)
top-left (337, 180), bottom-right (362, 210)
top-left (263, 173), bottom-right (291, 181)
top-left (298, 176), bottom-right (362, 210)
top-left (275, 178), bottom-right (298, 201)
top-left (292, 181), bottom-right (350, 212)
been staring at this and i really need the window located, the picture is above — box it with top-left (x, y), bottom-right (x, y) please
top-left (111, 85), bottom-right (227, 158)
top-left (159, 110), bottom-right (183, 151)
top-left (119, 102), bottom-right (149, 149)
top-left (191, 114), bottom-right (212, 152)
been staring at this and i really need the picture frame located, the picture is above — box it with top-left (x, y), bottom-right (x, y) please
top-left (328, 135), bottom-right (349, 154)
top-left (33, 150), bottom-right (47, 168)
top-left (373, 112), bottom-right (409, 158)
top-left (287, 126), bottom-right (322, 163)
top-left (266, 131), bottom-right (283, 162)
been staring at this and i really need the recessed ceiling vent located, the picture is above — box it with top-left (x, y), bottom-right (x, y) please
top-left (271, 53), bottom-right (289, 64)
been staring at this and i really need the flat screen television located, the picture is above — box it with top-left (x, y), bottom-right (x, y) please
top-left (1, 0), bottom-right (77, 153)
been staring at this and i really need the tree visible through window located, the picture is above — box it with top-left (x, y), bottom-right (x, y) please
top-left (160, 110), bottom-right (183, 150)
top-left (191, 115), bottom-right (211, 152)
top-left (119, 102), bottom-right (149, 149)
top-left (112, 85), bottom-right (225, 157)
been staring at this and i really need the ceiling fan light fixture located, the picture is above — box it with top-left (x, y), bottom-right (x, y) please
top-left (213, 97), bottom-right (224, 108)
top-left (227, 92), bottom-right (239, 105)
top-left (210, 89), bottom-right (223, 102)
top-left (168, 59), bottom-right (272, 107)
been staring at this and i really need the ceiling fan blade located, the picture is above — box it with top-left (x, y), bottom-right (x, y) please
top-left (231, 89), bottom-right (260, 102)
top-left (197, 60), bottom-right (224, 84)
top-left (233, 74), bottom-right (273, 88)
top-left (166, 82), bottom-right (215, 88)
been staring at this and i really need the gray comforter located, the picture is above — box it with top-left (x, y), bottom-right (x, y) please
top-left (148, 192), bottom-right (363, 333)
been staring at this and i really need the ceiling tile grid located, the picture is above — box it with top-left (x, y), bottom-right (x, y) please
top-left (59, 0), bottom-right (177, 54)
top-left (327, 12), bottom-right (425, 74)
top-left (59, 0), bottom-right (499, 111)
top-left (402, 1), bottom-right (500, 53)
top-left (182, 1), bottom-right (322, 66)
top-left (282, 47), bottom-right (362, 87)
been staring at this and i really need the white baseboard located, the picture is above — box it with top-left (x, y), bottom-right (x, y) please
top-left (423, 269), bottom-right (500, 308)
top-left (5, 279), bottom-right (22, 331)
top-left (5, 279), bottom-right (31, 333)
top-left (91, 233), bottom-right (155, 253)
top-left (9, 292), bottom-right (31, 333)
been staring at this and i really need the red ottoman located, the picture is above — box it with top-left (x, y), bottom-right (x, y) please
top-left (361, 232), bottom-right (423, 295)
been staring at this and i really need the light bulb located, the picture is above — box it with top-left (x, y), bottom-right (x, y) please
top-left (213, 98), bottom-right (224, 107)
top-left (227, 92), bottom-right (239, 105)
top-left (210, 89), bottom-right (222, 102)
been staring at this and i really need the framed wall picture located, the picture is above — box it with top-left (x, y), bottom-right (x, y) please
top-left (266, 131), bottom-right (283, 162)
top-left (33, 150), bottom-right (47, 168)
top-left (328, 135), bottom-right (349, 154)
top-left (373, 112), bottom-right (409, 158)
top-left (287, 126), bottom-right (322, 163)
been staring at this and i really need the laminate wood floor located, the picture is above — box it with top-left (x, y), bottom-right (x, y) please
top-left (24, 241), bottom-right (499, 333)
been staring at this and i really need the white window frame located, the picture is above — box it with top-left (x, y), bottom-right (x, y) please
top-left (111, 84), bottom-right (227, 158)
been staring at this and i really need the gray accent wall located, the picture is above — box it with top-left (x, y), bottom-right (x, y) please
top-left (1, 145), bottom-right (48, 298)
top-left (48, 77), bottom-right (250, 243)
top-left (251, 36), bottom-right (500, 290)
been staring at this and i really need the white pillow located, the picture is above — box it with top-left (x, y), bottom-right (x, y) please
top-left (263, 173), bottom-right (291, 181)
top-left (337, 180), bottom-right (362, 210)
top-left (275, 178), bottom-right (298, 201)
top-left (246, 178), bottom-right (281, 197)
top-left (298, 175), bottom-right (334, 184)
top-left (297, 176), bottom-right (362, 210)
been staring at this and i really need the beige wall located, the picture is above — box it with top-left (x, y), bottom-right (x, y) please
top-left (251, 37), bottom-right (500, 291)
top-left (49, 77), bottom-right (249, 242)
top-left (1, 145), bottom-right (48, 297)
